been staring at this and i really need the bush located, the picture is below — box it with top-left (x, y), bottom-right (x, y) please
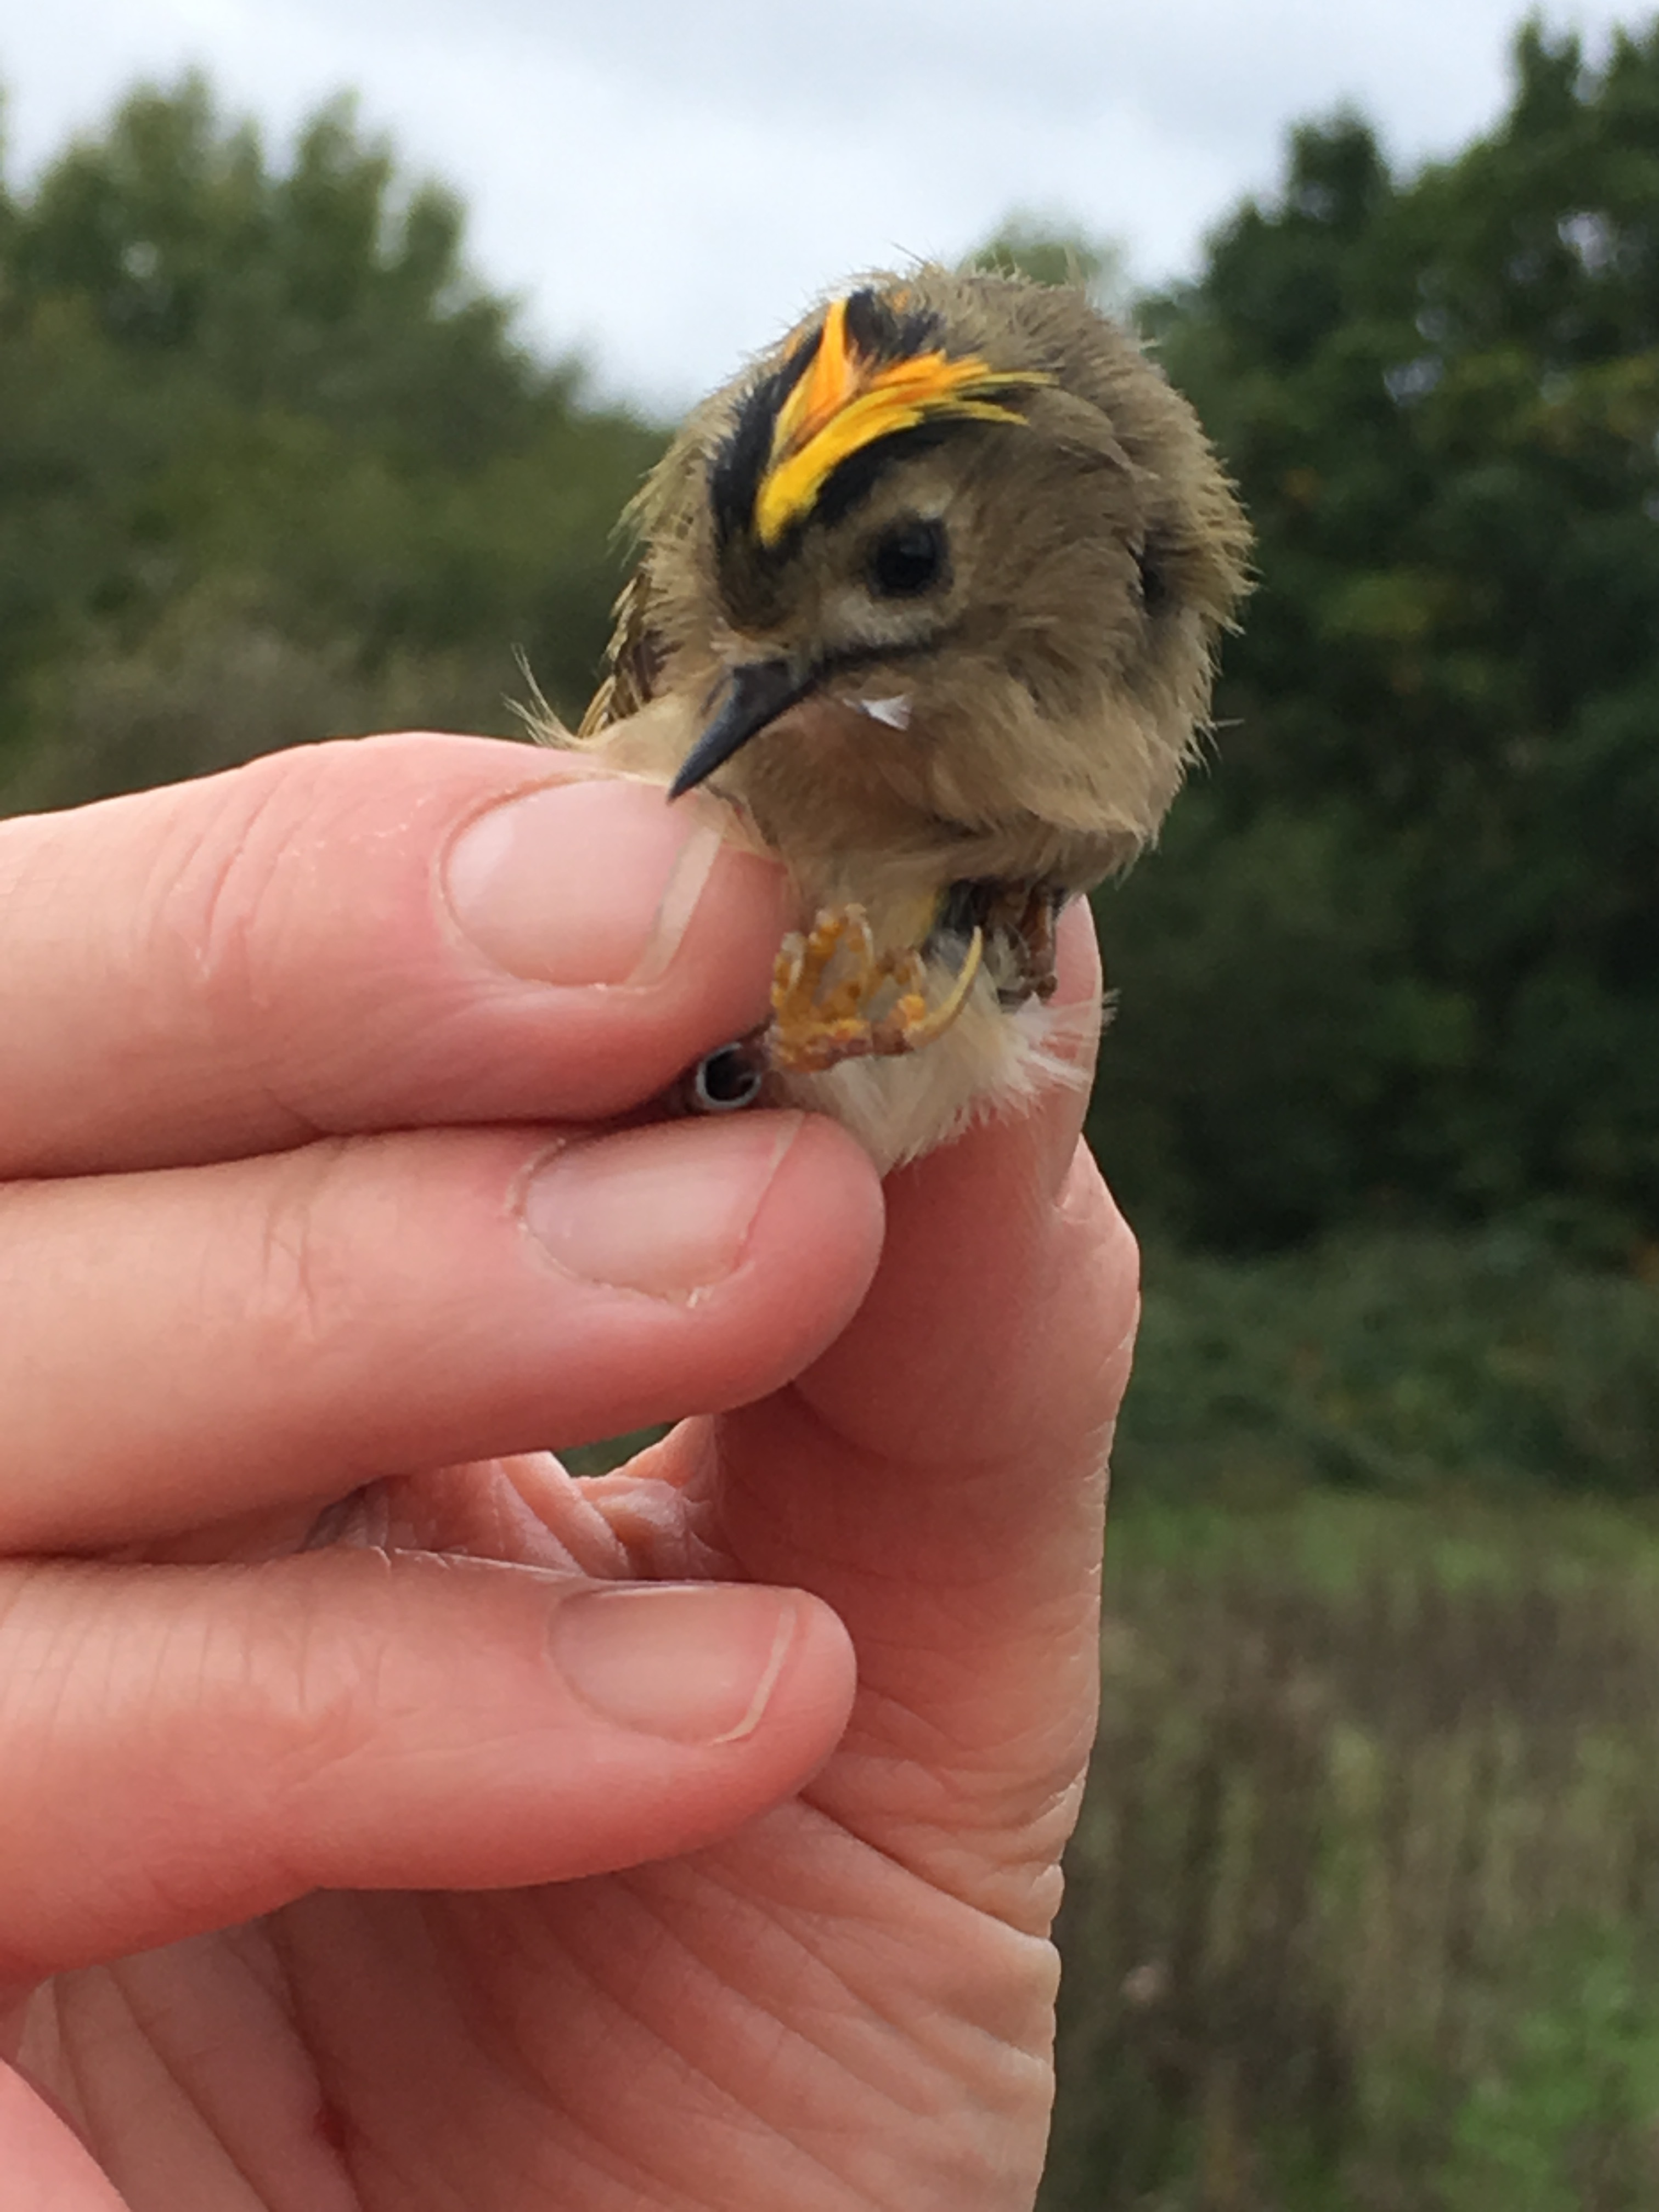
top-left (1114, 1230), bottom-right (1659, 1500)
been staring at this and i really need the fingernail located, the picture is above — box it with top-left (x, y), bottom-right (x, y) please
top-left (552, 1583), bottom-right (799, 1742)
top-left (443, 778), bottom-right (726, 986)
top-left (522, 1116), bottom-right (802, 1299)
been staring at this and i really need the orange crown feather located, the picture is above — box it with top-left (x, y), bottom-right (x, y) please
top-left (752, 295), bottom-right (1049, 547)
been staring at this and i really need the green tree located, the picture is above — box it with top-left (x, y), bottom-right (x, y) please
top-left (0, 75), bottom-right (663, 803)
top-left (968, 210), bottom-right (1133, 320)
top-left (1087, 20), bottom-right (1659, 1256)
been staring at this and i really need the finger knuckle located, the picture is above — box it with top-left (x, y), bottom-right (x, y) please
top-left (244, 1136), bottom-right (369, 1368)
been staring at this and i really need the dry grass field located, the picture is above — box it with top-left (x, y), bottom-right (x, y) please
top-left (1044, 1497), bottom-right (1659, 2211)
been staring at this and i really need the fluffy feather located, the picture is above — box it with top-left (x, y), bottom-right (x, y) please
top-left (546, 265), bottom-right (1250, 1167)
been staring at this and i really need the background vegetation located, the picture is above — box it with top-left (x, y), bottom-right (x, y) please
top-left (1086, 17), bottom-right (1659, 1265)
top-left (0, 75), bottom-right (659, 806)
top-left (1045, 1496), bottom-right (1659, 2210)
top-left (3, 17), bottom-right (1656, 2206)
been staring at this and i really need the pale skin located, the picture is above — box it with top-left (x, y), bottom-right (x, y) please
top-left (0, 730), bottom-right (1137, 2211)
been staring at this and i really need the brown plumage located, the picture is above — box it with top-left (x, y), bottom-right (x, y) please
top-left (552, 265), bottom-right (1250, 1166)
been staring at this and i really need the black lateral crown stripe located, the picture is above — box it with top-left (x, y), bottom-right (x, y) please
top-left (708, 291), bottom-right (948, 552)
top-left (710, 325), bottom-right (817, 554)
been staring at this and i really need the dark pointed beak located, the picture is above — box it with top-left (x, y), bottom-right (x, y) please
top-left (668, 658), bottom-right (816, 799)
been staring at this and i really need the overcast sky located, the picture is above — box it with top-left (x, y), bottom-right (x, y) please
top-left (3, 1), bottom-right (1644, 413)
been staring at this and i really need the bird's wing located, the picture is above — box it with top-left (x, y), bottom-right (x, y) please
top-left (577, 416), bottom-right (718, 738)
top-left (577, 559), bottom-right (662, 737)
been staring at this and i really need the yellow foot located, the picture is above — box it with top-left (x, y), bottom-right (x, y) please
top-left (769, 905), bottom-right (984, 1075)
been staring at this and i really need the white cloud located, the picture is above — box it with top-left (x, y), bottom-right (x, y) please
top-left (3, 0), bottom-right (1643, 410)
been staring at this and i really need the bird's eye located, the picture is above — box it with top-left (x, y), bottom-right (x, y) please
top-left (868, 518), bottom-right (948, 599)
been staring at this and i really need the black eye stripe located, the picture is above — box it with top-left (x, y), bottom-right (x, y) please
top-left (811, 419), bottom-right (956, 534)
top-left (710, 332), bottom-right (817, 554)
top-left (869, 518), bottom-right (949, 599)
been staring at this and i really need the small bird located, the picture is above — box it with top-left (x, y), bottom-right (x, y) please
top-left (555, 266), bottom-right (1250, 1167)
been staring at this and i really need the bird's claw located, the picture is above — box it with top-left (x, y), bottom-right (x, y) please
top-left (768, 905), bottom-right (984, 1074)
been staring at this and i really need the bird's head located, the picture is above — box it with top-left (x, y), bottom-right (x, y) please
top-left (644, 269), bottom-right (1251, 867)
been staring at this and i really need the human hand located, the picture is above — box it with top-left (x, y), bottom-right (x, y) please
top-left (0, 732), bottom-right (1137, 2209)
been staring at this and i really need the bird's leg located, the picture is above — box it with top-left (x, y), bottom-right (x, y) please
top-left (932, 879), bottom-right (1063, 1008)
top-left (769, 904), bottom-right (985, 1075)
top-left (1003, 883), bottom-right (1062, 1003)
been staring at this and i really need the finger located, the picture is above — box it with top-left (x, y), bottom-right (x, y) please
top-left (0, 1550), bottom-right (856, 1982)
top-left (0, 2067), bottom-right (130, 2210)
top-left (0, 1114), bottom-right (883, 1551)
top-left (0, 732), bottom-right (793, 1177)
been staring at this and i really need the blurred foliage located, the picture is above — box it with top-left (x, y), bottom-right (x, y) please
top-left (1119, 1229), bottom-right (1659, 1500)
top-left (1088, 18), bottom-right (1659, 1260)
top-left (1041, 1495), bottom-right (1659, 2209)
top-left (0, 73), bottom-right (662, 803)
top-left (968, 207), bottom-right (1133, 320)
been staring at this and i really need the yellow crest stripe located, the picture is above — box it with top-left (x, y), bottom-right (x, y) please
top-left (753, 296), bottom-right (1048, 547)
